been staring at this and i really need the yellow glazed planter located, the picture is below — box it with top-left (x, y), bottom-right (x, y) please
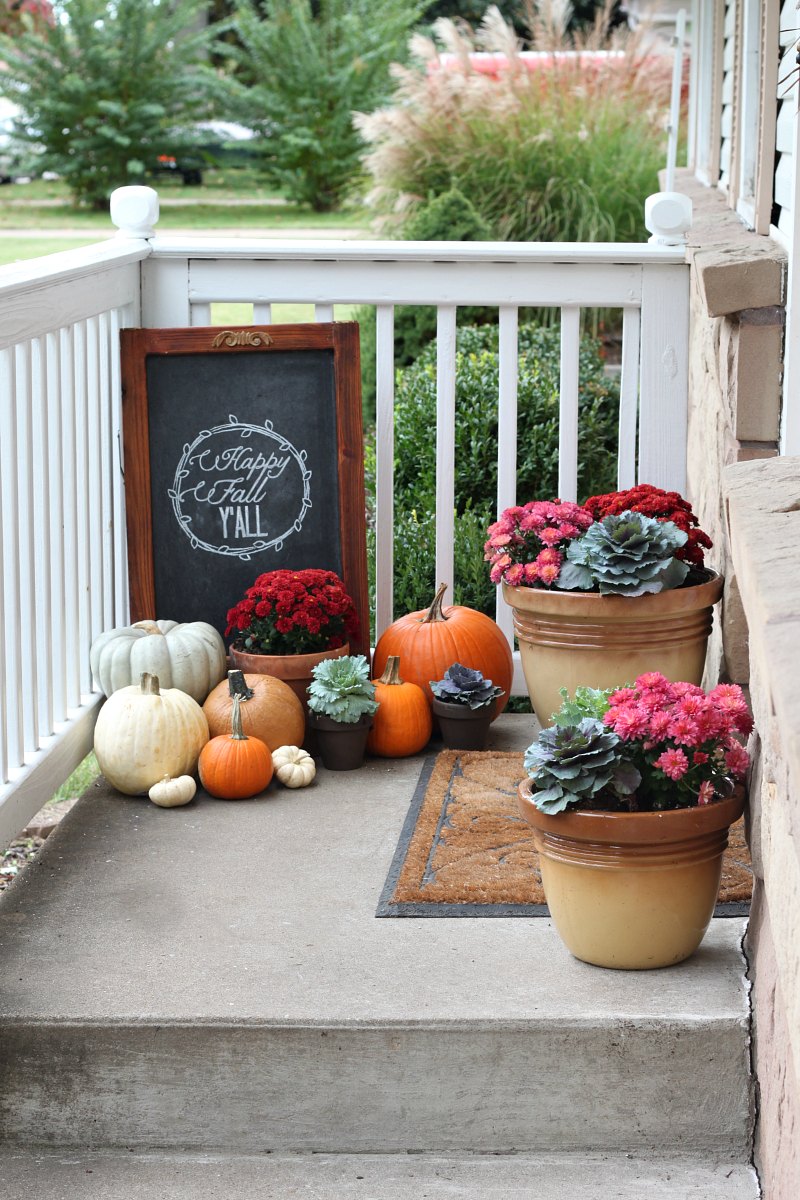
top-left (502, 572), bottom-right (723, 725)
top-left (517, 778), bottom-right (745, 970)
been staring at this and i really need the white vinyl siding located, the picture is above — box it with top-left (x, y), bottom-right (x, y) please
top-left (719, 1), bottom-right (738, 192)
top-left (774, 0), bottom-right (797, 239)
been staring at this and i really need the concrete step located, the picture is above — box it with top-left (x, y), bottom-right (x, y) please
top-left (0, 717), bottom-right (754, 1158)
top-left (0, 1151), bottom-right (762, 1199)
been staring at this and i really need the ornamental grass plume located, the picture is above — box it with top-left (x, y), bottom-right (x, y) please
top-left (525, 674), bottom-right (753, 814)
top-left (356, 2), bottom-right (670, 242)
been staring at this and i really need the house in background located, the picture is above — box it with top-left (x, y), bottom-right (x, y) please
top-left (670, 2), bottom-right (800, 1196)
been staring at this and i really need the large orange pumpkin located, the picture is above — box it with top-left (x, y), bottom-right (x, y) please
top-left (203, 670), bottom-right (304, 751)
top-left (372, 584), bottom-right (513, 718)
top-left (367, 656), bottom-right (432, 758)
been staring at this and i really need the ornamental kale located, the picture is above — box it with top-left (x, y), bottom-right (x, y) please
top-left (430, 663), bottom-right (504, 710)
top-left (524, 718), bottom-right (640, 815)
top-left (307, 654), bottom-right (379, 724)
top-left (557, 511), bottom-right (689, 596)
top-left (584, 484), bottom-right (712, 568)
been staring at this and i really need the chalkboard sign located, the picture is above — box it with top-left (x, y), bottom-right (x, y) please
top-left (120, 324), bottom-right (369, 655)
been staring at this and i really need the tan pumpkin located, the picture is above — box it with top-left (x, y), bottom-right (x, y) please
top-left (372, 583), bottom-right (513, 717)
top-left (94, 672), bottom-right (209, 796)
top-left (198, 694), bottom-right (273, 800)
top-left (272, 745), bottom-right (316, 788)
top-left (367, 656), bottom-right (432, 758)
top-left (148, 775), bottom-right (196, 808)
top-left (90, 619), bottom-right (226, 703)
top-left (203, 670), bottom-right (305, 751)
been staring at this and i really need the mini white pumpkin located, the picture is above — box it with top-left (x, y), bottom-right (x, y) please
top-left (272, 745), bottom-right (316, 789)
top-left (94, 672), bottom-right (209, 796)
top-left (90, 619), bottom-right (226, 703)
top-left (148, 775), bottom-right (197, 808)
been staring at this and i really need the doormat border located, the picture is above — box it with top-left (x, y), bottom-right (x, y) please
top-left (376, 754), bottom-right (751, 919)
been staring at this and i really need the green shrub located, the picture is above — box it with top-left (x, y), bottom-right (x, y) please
top-left (0, 0), bottom-right (214, 209)
top-left (223, 0), bottom-right (427, 213)
top-left (357, 8), bottom-right (670, 243)
top-left (365, 321), bottom-right (619, 630)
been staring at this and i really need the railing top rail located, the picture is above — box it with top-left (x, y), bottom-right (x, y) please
top-left (0, 237), bottom-right (151, 299)
top-left (147, 235), bottom-right (688, 267)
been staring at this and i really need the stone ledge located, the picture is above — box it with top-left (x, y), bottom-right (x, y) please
top-left (671, 170), bottom-right (786, 317)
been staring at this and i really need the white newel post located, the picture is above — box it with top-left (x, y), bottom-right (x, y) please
top-left (644, 191), bottom-right (693, 246)
top-left (110, 186), bottom-right (160, 239)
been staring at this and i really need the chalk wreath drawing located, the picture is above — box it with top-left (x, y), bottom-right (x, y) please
top-left (169, 415), bottom-right (312, 561)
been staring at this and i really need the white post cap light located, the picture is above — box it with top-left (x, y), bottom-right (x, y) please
top-left (110, 185), bottom-right (159, 239)
top-left (644, 191), bottom-right (693, 246)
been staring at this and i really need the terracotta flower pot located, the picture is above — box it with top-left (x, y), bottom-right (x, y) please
top-left (307, 711), bottom-right (373, 771)
top-left (502, 572), bottom-right (723, 725)
top-left (229, 643), bottom-right (350, 715)
top-left (517, 778), bottom-right (745, 970)
top-left (431, 696), bottom-right (499, 750)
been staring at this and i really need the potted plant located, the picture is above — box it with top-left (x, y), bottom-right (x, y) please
top-left (484, 485), bottom-right (721, 724)
top-left (224, 568), bottom-right (360, 711)
top-left (516, 674), bottom-right (752, 969)
top-left (306, 654), bottom-right (380, 770)
top-left (429, 663), bottom-right (505, 750)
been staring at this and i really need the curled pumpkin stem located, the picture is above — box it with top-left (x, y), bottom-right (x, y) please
top-left (422, 583), bottom-right (449, 625)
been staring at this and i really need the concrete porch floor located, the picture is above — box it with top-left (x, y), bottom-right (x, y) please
top-left (0, 715), bottom-right (759, 1196)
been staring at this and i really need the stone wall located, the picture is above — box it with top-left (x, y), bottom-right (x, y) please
top-left (676, 170), bottom-right (785, 688)
top-left (723, 459), bottom-right (800, 1200)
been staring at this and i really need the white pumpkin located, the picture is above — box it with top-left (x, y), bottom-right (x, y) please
top-left (148, 775), bottom-right (197, 808)
top-left (94, 672), bottom-right (209, 796)
top-left (90, 619), bottom-right (226, 703)
top-left (272, 745), bottom-right (316, 789)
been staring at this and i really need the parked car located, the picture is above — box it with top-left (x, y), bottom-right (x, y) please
top-left (150, 122), bottom-right (258, 186)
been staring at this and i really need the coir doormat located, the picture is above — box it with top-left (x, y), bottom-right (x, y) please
top-left (376, 750), bottom-right (752, 918)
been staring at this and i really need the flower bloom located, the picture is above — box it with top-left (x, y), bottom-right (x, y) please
top-left (654, 747), bottom-right (689, 780)
top-left (725, 743), bottom-right (750, 779)
top-left (697, 781), bottom-right (716, 806)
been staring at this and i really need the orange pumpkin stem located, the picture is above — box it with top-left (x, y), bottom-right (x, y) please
top-left (230, 693), bottom-right (249, 741)
top-left (378, 656), bottom-right (404, 686)
top-left (421, 583), bottom-right (449, 625)
top-left (140, 672), bottom-right (160, 695)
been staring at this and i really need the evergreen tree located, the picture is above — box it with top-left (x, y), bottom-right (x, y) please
top-left (223, 0), bottom-right (428, 212)
top-left (0, 0), bottom-right (215, 208)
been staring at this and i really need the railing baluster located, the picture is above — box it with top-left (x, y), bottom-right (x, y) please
top-left (192, 302), bottom-right (212, 326)
top-left (496, 305), bottom-right (519, 644)
top-left (253, 303), bottom-right (272, 324)
top-left (60, 326), bottom-right (81, 710)
top-left (374, 305), bottom-right (395, 637)
top-left (73, 320), bottom-right (93, 697)
top-left (86, 318), bottom-right (105, 647)
top-left (110, 308), bottom-right (130, 627)
top-left (15, 341), bottom-right (39, 752)
top-left (98, 313), bottom-right (115, 631)
top-left (435, 305), bottom-right (457, 598)
top-left (0, 346), bottom-right (23, 778)
top-left (45, 331), bottom-right (68, 725)
top-left (617, 306), bottom-right (641, 490)
top-left (315, 304), bottom-right (334, 322)
top-left (558, 305), bottom-right (581, 502)
top-left (32, 336), bottom-right (54, 738)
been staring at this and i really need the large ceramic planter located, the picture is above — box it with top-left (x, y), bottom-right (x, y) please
top-left (517, 778), bottom-right (745, 970)
top-left (307, 711), bottom-right (374, 771)
top-left (431, 696), bottom-right (499, 750)
top-left (503, 573), bottom-right (723, 725)
top-left (229, 643), bottom-right (350, 714)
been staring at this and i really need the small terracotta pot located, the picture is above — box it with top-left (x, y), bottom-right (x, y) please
top-left (229, 643), bottom-right (350, 714)
top-left (307, 711), bottom-right (373, 771)
top-left (517, 778), bottom-right (745, 970)
top-left (431, 697), bottom-right (498, 750)
top-left (503, 573), bottom-right (723, 726)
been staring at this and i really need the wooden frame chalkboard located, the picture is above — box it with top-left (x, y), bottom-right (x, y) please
top-left (120, 323), bottom-right (369, 656)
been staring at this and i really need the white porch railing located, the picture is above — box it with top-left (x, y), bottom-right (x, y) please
top-left (0, 193), bottom-right (690, 846)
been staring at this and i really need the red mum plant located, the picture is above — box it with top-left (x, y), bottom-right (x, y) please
top-left (583, 484), bottom-right (712, 568)
top-left (225, 569), bottom-right (359, 656)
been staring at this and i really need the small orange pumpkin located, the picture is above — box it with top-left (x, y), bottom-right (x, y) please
top-left (372, 584), bottom-right (513, 717)
top-left (203, 670), bottom-right (305, 751)
top-left (198, 693), bottom-right (273, 800)
top-left (367, 656), bottom-right (432, 758)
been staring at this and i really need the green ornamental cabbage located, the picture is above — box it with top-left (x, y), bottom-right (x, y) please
top-left (524, 718), bottom-right (640, 815)
top-left (307, 654), bottom-right (379, 724)
top-left (557, 511), bottom-right (689, 596)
